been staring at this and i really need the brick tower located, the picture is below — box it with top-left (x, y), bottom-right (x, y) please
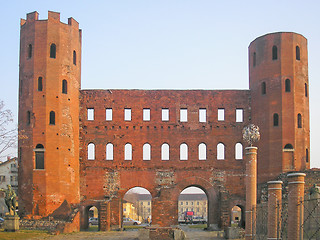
top-left (249, 32), bottom-right (310, 183)
top-left (18, 11), bottom-right (81, 217)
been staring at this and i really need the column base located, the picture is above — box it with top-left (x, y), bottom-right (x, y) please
top-left (138, 227), bottom-right (185, 240)
top-left (4, 215), bottom-right (20, 232)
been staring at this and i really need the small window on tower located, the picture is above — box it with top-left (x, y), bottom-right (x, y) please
top-left (35, 144), bottom-right (45, 170)
top-left (272, 46), bottom-right (278, 60)
top-left (305, 83), bottom-right (308, 97)
top-left (273, 113), bottom-right (279, 126)
top-left (28, 44), bottom-right (32, 59)
top-left (50, 43), bottom-right (56, 59)
top-left (143, 109), bottom-right (151, 121)
top-left (261, 82), bottom-right (266, 95)
top-left (285, 79), bottom-right (291, 92)
top-left (296, 46), bottom-right (300, 60)
top-left (297, 113), bottom-right (302, 128)
top-left (73, 50), bottom-right (76, 65)
top-left (62, 80), bottom-right (67, 94)
top-left (38, 77), bottom-right (43, 91)
top-left (87, 108), bottom-right (94, 121)
top-left (253, 52), bottom-right (256, 67)
top-left (49, 111), bottom-right (55, 125)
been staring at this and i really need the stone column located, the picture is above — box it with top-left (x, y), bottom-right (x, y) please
top-left (287, 173), bottom-right (306, 240)
top-left (245, 146), bottom-right (257, 240)
top-left (267, 181), bottom-right (283, 240)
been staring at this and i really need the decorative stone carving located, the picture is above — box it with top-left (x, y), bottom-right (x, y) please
top-left (242, 124), bottom-right (260, 146)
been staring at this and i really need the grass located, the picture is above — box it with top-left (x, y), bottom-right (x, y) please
top-left (187, 224), bottom-right (207, 229)
top-left (0, 229), bottom-right (51, 239)
top-left (123, 225), bottom-right (144, 230)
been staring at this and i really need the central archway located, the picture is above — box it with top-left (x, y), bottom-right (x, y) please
top-left (178, 186), bottom-right (208, 228)
top-left (123, 187), bottom-right (152, 228)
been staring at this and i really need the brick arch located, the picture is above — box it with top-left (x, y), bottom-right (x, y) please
top-left (80, 203), bottom-right (100, 230)
top-left (173, 176), bottom-right (221, 229)
top-left (229, 199), bottom-right (246, 228)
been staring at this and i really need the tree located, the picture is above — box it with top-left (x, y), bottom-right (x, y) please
top-left (0, 100), bottom-right (17, 161)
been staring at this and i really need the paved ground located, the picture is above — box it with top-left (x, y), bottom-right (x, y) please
top-left (31, 229), bottom-right (225, 240)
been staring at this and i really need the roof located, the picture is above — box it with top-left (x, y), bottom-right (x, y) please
top-left (178, 194), bottom-right (207, 201)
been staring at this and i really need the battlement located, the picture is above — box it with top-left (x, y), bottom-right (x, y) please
top-left (21, 11), bottom-right (80, 30)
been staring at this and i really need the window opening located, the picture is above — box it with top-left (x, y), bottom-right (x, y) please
top-left (218, 109), bottom-right (225, 121)
top-left (161, 143), bottom-right (170, 160)
top-left (284, 144), bottom-right (294, 149)
top-left (297, 113), bottom-right (302, 128)
top-left (305, 83), bottom-right (308, 97)
top-left (125, 143), bottom-right (132, 160)
top-left (253, 52), bottom-right (256, 67)
top-left (50, 43), bottom-right (56, 58)
top-left (272, 46), bottom-right (278, 60)
top-left (296, 46), bottom-right (300, 60)
top-left (49, 111), bottom-right (55, 125)
top-left (143, 109), bottom-right (150, 121)
top-left (35, 144), bottom-right (44, 169)
top-left (28, 44), bottom-right (32, 59)
top-left (87, 108), bottom-right (94, 121)
top-left (62, 80), bottom-right (67, 94)
top-left (106, 143), bottom-right (113, 160)
top-left (180, 143), bottom-right (188, 160)
top-left (198, 143), bottom-right (206, 160)
top-left (273, 113), bottom-right (279, 126)
top-left (38, 77), bottom-right (43, 91)
top-left (236, 109), bottom-right (243, 122)
top-left (180, 109), bottom-right (187, 122)
top-left (285, 79), bottom-right (291, 92)
top-left (124, 108), bottom-right (131, 121)
top-left (306, 149), bottom-right (309, 163)
top-left (217, 143), bottom-right (225, 160)
top-left (106, 108), bottom-right (112, 121)
top-left (73, 50), bottom-right (76, 65)
top-left (143, 143), bottom-right (151, 160)
top-left (261, 82), bottom-right (266, 95)
top-left (235, 143), bottom-right (243, 160)
top-left (88, 143), bottom-right (95, 160)
top-left (199, 109), bottom-right (206, 123)
top-left (162, 108), bottom-right (169, 121)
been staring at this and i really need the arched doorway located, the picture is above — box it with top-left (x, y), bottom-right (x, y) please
top-left (178, 186), bottom-right (208, 228)
top-left (85, 205), bottom-right (99, 231)
top-left (231, 205), bottom-right (245, 228)
top-left (123, 187), bottom-right (152, 227)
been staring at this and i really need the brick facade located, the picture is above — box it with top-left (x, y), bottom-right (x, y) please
top-left (18, 11), bottom-right (310, 231)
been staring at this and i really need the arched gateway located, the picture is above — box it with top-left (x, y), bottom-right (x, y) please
top-left (18, 11), bottom-right (310, 233)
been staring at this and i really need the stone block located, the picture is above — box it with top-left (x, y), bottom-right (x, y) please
top-left (4, 215), bottom-right (20, 232)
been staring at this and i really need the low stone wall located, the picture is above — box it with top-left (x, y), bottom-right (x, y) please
top-left (20, 219), bottom-right (64, 232)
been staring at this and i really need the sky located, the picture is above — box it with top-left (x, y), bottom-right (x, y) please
top-left (1, 1), bottom-right (320, 167)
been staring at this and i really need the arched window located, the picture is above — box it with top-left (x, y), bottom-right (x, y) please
top-left (253, 52), bottom-right (256, 67)
top-left (143, 143), bottom-right (151, 160)
top-left (35, 144), bottom-right (45, 169)
top-left (217, 143), bottom-right (225, 160)
top-left (161, 143), bottom-right (170, 160)
top-left (49, 111), bottom-right (55, 125)
top-left (284, 144), bottom-right (294, 149)
top-left (88, 143), bottom-right (95, 160)
top-left (272, 46), bottom-right (278, 60)
top-left (235, 143), bottom-right (243, 160)
top-left (198, 143), bottom-right (206, 160)
top-left (261, 82), bottom-right (266, 95)
top-left (306, 149), bottom-right (309, 163)
top-left (305, 83), bottom-right (308, 97)
top-left (106, 143), bottom-right (113, 160)
top-left (38, 77), bottom-right (43, 91)
top-left (296, 46), bottom-right (300, 60)
top-left (125, 143), bottom-right (132, 160)
top-left (180, 143), bottom-right (188, 160)
top-left (62, 80), bottom-right (67, 94)
top-left (285, 79), bottom-right (291, 92)
top-left (28, 44), bottom-right (32, 59)
top-left (273, 113), bottom-right (279, 126)
top-left (27, 111), bottom-right (31, 125)
top-left (50, 43), bottom-right (56, 58)
top-left (297, 113), bottom-right (302, 128)
top-left (73, 50), bottom-right (76, 65)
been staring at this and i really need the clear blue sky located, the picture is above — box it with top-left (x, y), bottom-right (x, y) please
top-left (1, 1), bottom-right (320, 167)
